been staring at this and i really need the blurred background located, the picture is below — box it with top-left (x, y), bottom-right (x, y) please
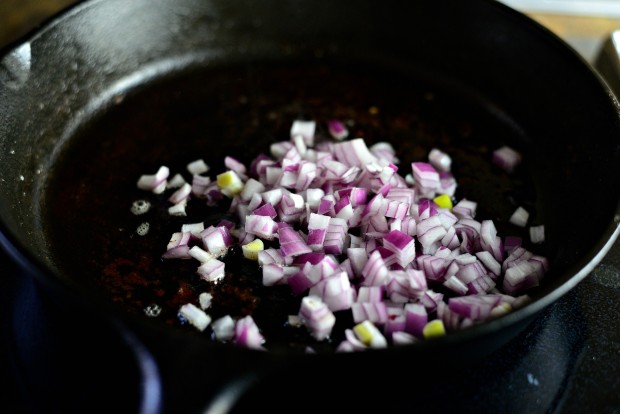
top-left (0, 0), bottom-right (79, 47)
top-left (2, 0), bottom-right (620, 64)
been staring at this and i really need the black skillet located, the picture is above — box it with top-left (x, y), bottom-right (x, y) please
top-left (1, 0), bottom-right (620, 412)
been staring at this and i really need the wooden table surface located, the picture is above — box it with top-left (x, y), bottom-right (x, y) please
top-left (0, 0), bottom-right (80, 47)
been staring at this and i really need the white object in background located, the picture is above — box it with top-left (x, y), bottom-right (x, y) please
top-left (499, 0), bottom-right (620, 18)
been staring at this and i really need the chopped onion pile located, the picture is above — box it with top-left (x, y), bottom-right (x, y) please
top-left (135, 119), bottom-right (549, 352)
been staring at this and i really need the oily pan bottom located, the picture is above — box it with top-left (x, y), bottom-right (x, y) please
top-left (42, 60), bottom-right (565, 353)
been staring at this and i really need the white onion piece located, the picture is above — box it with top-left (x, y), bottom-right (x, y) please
top-left (179, 303), bottom-right (211, 331)
top-left (187, 159), bottom-right (209, 176)
top-left (290, 120), bottom-right (316, 146)
top-left (181, 222), bottom-right (205, 240)
top-left (492, 145), bottom-right (522, 173)
top-left (197, 258), bottom-right (225, 283)
top-left (137, 165), bottom-right (169, 193)
top-left (529, 225), bottom-right (545, 244)
top-left (509, 206), bottom-right (529, 227)
top-left (392, 330), bottom-right (418, 345)
top-left (190, 174), bottom-right (212, 198)
top-left (168, 200), bottom-right (187, 217)
top-left (199, 292), bottom-right (213, 310)
top-left (428, 148), bottom-right (452, 172)
top-left (167, 173), bottom-right (186, 189)
top-left (188, 245), bottom-right (214, 263)
top-left (211, 315), bottom-right (235, 341)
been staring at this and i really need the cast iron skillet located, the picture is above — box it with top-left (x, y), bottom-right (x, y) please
top-left (1, 0), bottom-right (620, 412)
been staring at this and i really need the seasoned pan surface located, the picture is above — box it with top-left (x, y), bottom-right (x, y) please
top-left (43, 61), bottom-right (543, 352)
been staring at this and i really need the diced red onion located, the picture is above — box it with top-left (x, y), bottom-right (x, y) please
top-left (224, 156), bottom-right (247, 179)
top-left (383, 230), bottom-right (416, 267)
top-left (137, 165), bottom-right (169, 194)
top-left (448, 294), bottom-right (502, 320)
top-left (332, 138), bottom-right (378, 168)
top-left (492, 145), bottom-right (522, 173)
top-left (404, 302), bottom-right (428, 338)
top-left (509, 206), bottom-right (529, 227)
top-left (167, 173), bottom-right (186, 189)
top-left (504, 235), bottom-right (523, 254)
top-left (502, 259), bottom-right (540, 294)
top-left (351, 301), bottom-right (388, 324)
top-left (327, 119), bottom-right (349, 141)
top-left (290, 120), bottom-right (316, 146)
top-left (190, 175), bottom-right (212, 197)
top-left (428, 148), bottom-right (452, 172)
top-left (187, 159), bottom-right (210, 176)
top-left (199, 292), bottom-right (213, 310)
top-left (197, 258), bottom-right (225, 283)
top-left (142, 117), bottom-right (550, 351)
top-left (245, 214), bottom-right (278, 240)
top-left (361, 250), bottom-right (390, 287)
top-left (308, 271), bottom-right (355, 311)
top-left (443, 275), bottom-right (469, 295)
top-left (383, 305), bottom-right (406, 338)
top-left (391, 330), bottom-right (418, 345)
top-left (298, 295), bottom-right (336, 341)
top-left (178, 303), bottom-right (211, 331)
top-left (529, 224), bottom-right (545, 244)
top-left (452, 198), bottom-right (477, 219)
top-left (162, 231), bottom-right (192, 259)
top-left (475, 250), bottom-right (501, 278)
top-left (188, 245), bottom-right (214, 263)
top-left (211, 315), bottom-right (235, 341)
top-left (234, 315), bottom-right (266, 350)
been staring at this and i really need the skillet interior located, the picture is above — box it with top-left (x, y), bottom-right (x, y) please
top-left (41, 59), bottom-right (546, 352)
top-left (0, 0), bottom-right (619, 380)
